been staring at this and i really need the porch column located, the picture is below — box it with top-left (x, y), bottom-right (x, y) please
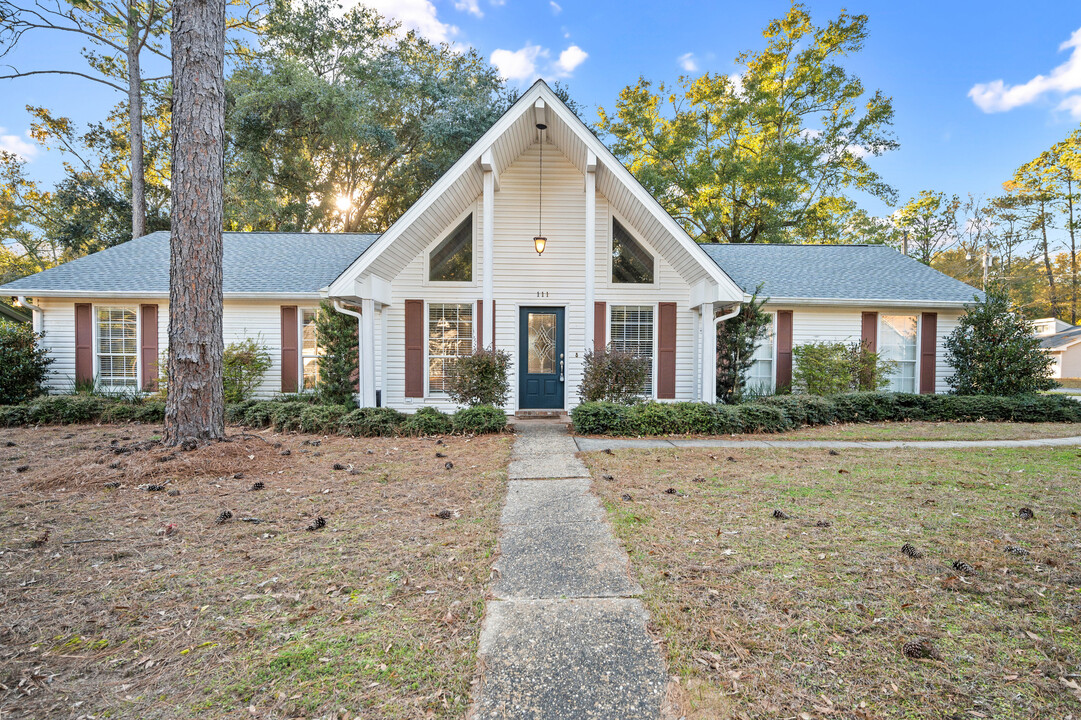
top-left (481, 149), bottom-right (496, 350)
top-left (584, 150), bottom-right (597, 352)
top-left (699, 303), bottom-right (716, 404)
top-left (360, 297), bottom-right (377, 407)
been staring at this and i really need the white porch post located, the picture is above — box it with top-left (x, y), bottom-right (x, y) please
top-left (480, 149), bottom-right (496, 350)
top-left (584, 150), bottom-right (597, 352)
top-left (360, 297), bottom-right (377, 407)
top-left (699, 303), bottom-right (716, 404)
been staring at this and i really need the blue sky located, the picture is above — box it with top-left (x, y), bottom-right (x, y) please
top-left (2, 0), bottom-right (1080, 219)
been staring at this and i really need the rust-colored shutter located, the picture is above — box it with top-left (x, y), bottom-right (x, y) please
top-left (75, 303), bottom-right (93, 385)
top-left (280, 306), bottom-right (298, 393)
top-left (776, 310), bottom-right (794, 390)
top-left (404, 299), bottom-right (424, 397)
top-left (861, 312), bottom-right (878, 352)
top-left (476, 300), bottom-right (483, 350)
top-left (657, 302), bottom-right (677, 399)
top-left (920, 312), bottom-right (937, 394)
top-left (594, 301), bottom-right (606, 354)
top-left (140, 304), bottom-right (159, 391)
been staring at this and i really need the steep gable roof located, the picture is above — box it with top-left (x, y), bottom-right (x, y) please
top-left (0, 231), bottom-right (379, 297)
top-left (700, 243), bottom-right (982, 307)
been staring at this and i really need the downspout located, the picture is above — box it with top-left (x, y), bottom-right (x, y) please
top-left (332, 300), bottom-right (364, 404)
top-left (714, 303), bottom-right (742, 326)
top-left (18, 296), bottom-right (43, 334)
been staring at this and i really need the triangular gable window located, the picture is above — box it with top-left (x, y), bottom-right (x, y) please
top-left (429, 215), bottom-right (473, 282)
top-left (612, 219), bottom-right (654, 284)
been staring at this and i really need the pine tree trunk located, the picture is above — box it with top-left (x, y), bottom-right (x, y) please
top-left (1039, 200), bottom-right (1059, 319)
top-left (1067, 178), bottom-right (1077, 324)
top-left (127, 4), bottom-right (147, 240)
top-left (164, 0), bottom-right (226, 445)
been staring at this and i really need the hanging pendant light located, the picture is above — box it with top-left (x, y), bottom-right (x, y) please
top-left (534, 122), bottom-right (547, 255)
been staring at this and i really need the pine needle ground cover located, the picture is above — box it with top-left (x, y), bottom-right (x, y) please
top-left (584, 447), bottom-right (1081, 719)
top-left (723, 421), bottom-right (1081, 442)
top-left (0, 424), bottom-right (511, 719)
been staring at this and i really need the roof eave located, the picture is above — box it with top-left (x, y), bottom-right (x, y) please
top-left (0, 289), bottom-right (325, 300)
top-left (759, 296), bottom-right (973, 309)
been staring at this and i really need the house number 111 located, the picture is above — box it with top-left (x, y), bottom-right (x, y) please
top-left (536, 291), bottom-right (549, 298)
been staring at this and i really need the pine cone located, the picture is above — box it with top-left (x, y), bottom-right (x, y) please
top-left (902, 639), bottom-right (938, 660)
top-left (167, 489), bottom-right (181, 497)
top-left (108, 462), bottom-right (122, 469)
top-left (901, 543), bottom-right (923, 559)
top-left (602, 473), bottom-right (615, 481)
top-left (435, 439), bottom-right (444, 446)
top-left (104, 481), bottom-right (121, 489)
top-left (828, 449), bottom-right (840, 456)
top-left (250, 481), bottom-right (265, 491)
top-left (1018, 507), bottom-right (1035, 520)
top-left (435, 452), bottom-right (447, 458)
top-left (332, 463), bottom-right (346, 471)
top-left (216, 510), bottom-right (233, 524)
top-left (444, 461), bottom-right (454, 470)
top-left (1004, 545), bottom-right (1030, 557)
top-left (602, 448), bottom-right (614, 455)
top-left (30, 530), bottom-right (49, 548)
top-left (146, 484), bottom-right (166, 492)
top-left (233, 473), bottom-right (245, 480)
top-left (4, 440), bottom-right (15, 447)
top-left (952, 559), bottom-right (975, 574)
top-left (435, 509), bottom-right (453, 520)
top-left (621, 493), bottom-right (633, 501)
top-left (772, 509), bottom-right (789, 520)
top-left (306, 516), bottom-right (326, 531)
top-left (15, 465), bottom-right (29, 473)
top-left (815, 520), bottom-right (832, 528)
top-left (280, 449), bottom-right (291, 456)
top-left (692, 476), bottom-right (705, 483)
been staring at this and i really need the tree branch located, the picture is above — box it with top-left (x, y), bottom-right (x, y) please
top-left (0, 68), bottom-right (126, 92)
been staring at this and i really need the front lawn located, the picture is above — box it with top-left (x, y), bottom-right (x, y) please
top-left (726, 420), bottom-right (1081, 442)
top-left (0, 424), bottom-right (511, 719)
top-left (585, 446), bottom-right (1081, 719)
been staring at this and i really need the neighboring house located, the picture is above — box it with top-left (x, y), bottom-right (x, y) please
top-left (0, 81), bottom-right (981, 413)
top-left (1038, 325), bottom-right (1081, 379)
top-left (1031, 317), bottom-right (1074, 337)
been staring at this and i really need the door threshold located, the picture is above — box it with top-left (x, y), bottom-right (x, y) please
top-left (513, 410), bottom-right (568, 420)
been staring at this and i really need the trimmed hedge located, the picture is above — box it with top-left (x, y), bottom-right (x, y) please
top-left (571, 392), bottom-right (1081, 436)
top-left (0, 395), bottom-right (508, 437)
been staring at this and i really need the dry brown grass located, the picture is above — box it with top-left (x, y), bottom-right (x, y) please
top-left (0, 423), bottom-right (512, 720)
top-left (585, 446), bottom-right (1081, 720)
top-left (725, 421), bottom-right (1081, 442)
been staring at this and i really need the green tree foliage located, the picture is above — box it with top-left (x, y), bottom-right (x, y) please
top-left (792, 340), bottom-right (893, 395)
top-left (598, 3), bottom-right (897, 244)
top-left (945, 286), bottom-right (1055, 396)
top-left (313, 300), bottom-right (359, 406)
top-left (0, 320), bottom-right (54, 404)
top-left (894, 190), bottom-right (960, 265)
top-left (222, 337), bottom-right (272, 403)
top-left (447, 349), bottom-right (511, 407)
top-left (716, 290), bottom-right (773, 403)
top-left (579, 348), bottom-right (650, 404)
top-left (224, 0), bottom-right (506, 232)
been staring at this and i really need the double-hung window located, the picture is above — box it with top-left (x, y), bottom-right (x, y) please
top-left (746, 313), bottom-right (775, 392)
top-left (610, 305), bottom-right (654, 395)
top-left (301, 308), bottom-right (321, 391)
top-left (96, 307), bottom-right (138, 388)
top-left (428, 303), bottom-right (474, 393)
top-left (880, 315), bottom-right (918, 393)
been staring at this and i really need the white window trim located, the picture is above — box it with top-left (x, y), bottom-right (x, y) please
top-left (422, 205), bottom-right (478, 288)
top-left (608, 302), bottom-right (658, 400)
top-left (607, 209), bottom-right (658, 288)
top-left (747, 310), bottom-right (777, 393)
top-left (93, 304), bottom-right (141, 391)
top-left (299, 306), bottom-right (320, 393)
top-left (878, 312), bottom-right (921, 394)
top-left (425, 300), bottom-right (476, 397)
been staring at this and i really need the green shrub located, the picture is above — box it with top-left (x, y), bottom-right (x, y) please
top-left (578, 349), bottom-right (650, 404)
top-left (733, 403), bottom-right (792, 433)
top-left (0, 320), bottom-right (54, 405)
top-left (792, 341), bottom-right (894, 395)
top-left (400, 407), bottom-right (454, 436)
top-left (717, 288), bottom-right (773, 403)
top-left (570, 401), bottom-right (631, 435)
top-left (299, 404), bottom-right (350, 434)
top-left (222, 338), bottom-right (272, 403)
top-left (447, 350), bottom-right (512, 407)
top-left (945, 285), bottom-right (1055, 396)
top-left (451, 405), bottom-right (506, 434)
top-left (758, 395), bottom-right (837, 426)
top-left (313, 300), bottom-right (359, 406)
top-left (0, 404), bottom-right (28, 426)
top-left (101, 400), bottom-right (165, 424)
top-left (340, 407), bottom-right (406, 437)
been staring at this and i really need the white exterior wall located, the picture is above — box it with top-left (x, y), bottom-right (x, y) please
top-left (382, 143), bottom-right (699, 413)
top-left (766, 304), bottom-right (962, 394)
top-left (1052, 345), bottom-right (1081, 378)
top-left (33, 297), bottom-right (317, 399)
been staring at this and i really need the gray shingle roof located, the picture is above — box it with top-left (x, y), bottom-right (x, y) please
top-left (699, 243), bottom-right (982, 305)
top-left (0, 231), bottom-right (379, 295)
top-left (1040, 326), bottom-right (1081, 349)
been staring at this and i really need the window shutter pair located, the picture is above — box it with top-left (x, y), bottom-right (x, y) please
top-left (75, 303), bottom-right (158, 391)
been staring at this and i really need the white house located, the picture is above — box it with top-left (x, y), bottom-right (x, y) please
top-left (0, 81), bottom-right (981, 413)
top-left (1033, 318), bottom-right (1081, 379)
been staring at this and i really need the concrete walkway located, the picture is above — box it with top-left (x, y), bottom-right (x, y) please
top-left (472, 422), bottom-right (666, 719)
top-left (575, 434), bottom-right (1081, 452)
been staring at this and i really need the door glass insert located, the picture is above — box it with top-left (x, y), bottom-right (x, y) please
top-left (527, 313), bottom-right (557, 374)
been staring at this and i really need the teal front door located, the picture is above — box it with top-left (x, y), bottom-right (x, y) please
top-left (519, 307), bottom-right (565, 409)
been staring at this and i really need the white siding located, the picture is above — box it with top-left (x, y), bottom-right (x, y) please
top-left (382, 142), bottom-right (700, 413)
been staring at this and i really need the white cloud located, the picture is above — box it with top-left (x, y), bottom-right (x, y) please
top-left (490, 0), bottom-right (505, 5)
top-left (678, 52), bottom-right (698, 72)
top-left (549, 1), bottom-right (561, 13)
top-left (454, 0), bottom-right (482, 17)
top-left (969, 26), bottom-right (1081, 114)
top-left (555, 45), bottom-right (587, 76)
top-left (352, 0), bottom-right (458, 43)
top-left (491, 43), bottom-right (548, 81)
top-left (0, 128), bottom-right (36, 160)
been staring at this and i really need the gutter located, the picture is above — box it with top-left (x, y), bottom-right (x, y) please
top-left (0, 290), bottom-right (324, 300)
top-left (714, 303), bottom-right (742, 326)
top-left (17, 296), bottom-right (43, 333)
